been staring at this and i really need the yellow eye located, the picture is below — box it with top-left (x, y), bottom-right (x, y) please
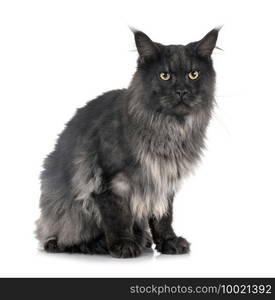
top-left (188, 70), bottom-right (200, 80)
top-left (160, 72), bottom-right (171, 81)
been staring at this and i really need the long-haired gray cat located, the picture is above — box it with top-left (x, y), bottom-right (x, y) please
top-left (36, 28), bottom-right (220, 258)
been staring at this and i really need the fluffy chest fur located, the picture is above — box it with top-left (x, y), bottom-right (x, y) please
top-left (130, 154), bottom-right (184, 220)
top-left (127, 112), bottom-right (209, 220)
top-left (72, 107), bottom-right (210, 223)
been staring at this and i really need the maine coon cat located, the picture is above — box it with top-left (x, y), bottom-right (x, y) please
top-left (36, 28), bottom-right (220, 258)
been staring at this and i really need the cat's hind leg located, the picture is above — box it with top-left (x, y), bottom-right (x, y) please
top-left (44, 238), bottom-right (62, 253)
top-left (44, 234), bottom-right (109, 255)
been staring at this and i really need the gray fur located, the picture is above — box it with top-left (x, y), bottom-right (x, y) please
top-left (125, 75), bottom-right (212, 220)
top-left (35, 28), bottom-right (218, 254)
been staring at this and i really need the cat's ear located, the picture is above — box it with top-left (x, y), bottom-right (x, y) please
top-left (194, 28), bottom-right (220, 57)
top-left (132, 29), bottom-right (159, 61)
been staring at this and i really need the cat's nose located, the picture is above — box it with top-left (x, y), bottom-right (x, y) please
top-left (175, 89), bottom-right (189, 98)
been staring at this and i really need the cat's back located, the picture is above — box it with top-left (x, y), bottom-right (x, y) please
top-left (42, 89), bottom-right (127, 180)
top-left (67, 89), bottom-right (127, 132)
top-left (49, 88), bottom-right (126, 154)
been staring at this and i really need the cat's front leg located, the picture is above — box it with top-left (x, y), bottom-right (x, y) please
top-left (149, 197), bottom-right (190, 255)
top-left (94, 190), bottom-right (142, 258)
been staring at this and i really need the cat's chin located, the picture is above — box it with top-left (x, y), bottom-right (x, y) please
top-left (172, 103), bottom-right (193, 116)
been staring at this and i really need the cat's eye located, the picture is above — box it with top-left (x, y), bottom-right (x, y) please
top-left (188, 71), bottom-right (200, 80)
top-left (160, 72), bottom-right (171, 81)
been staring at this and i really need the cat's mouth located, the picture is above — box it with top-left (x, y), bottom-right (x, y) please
top-left (172, 102), bottom-right (192, 116)
top-left (180, 101), bottom-right (192, 108)
top-left (177, 94), bottom-right (202, 110)
top-left (171, 96), bottom-right (201, 116)
top-left (159, 95), bottom-right (198, 114)
top-left (175, 97), bottom-right (195, 110)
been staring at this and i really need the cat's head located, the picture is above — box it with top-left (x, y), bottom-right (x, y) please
top-left (130, 28), bottom-right (220, 119)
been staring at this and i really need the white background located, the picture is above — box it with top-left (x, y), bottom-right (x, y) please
top-left (0, 0), bottom-right (274, 277)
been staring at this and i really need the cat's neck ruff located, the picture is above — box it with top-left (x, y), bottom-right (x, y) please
top-left (125, 86), bottom-right (212, 220)
top-left (127, 93), bottom-right (210, 163)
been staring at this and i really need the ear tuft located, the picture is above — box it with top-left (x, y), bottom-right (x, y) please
top-left (195, 27), bottom-right (221, 57)
top-left (131, 28), bottom-right (159, 61)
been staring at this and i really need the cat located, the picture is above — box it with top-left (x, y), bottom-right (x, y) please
top-left (35, 28), bottom-right (220, 258)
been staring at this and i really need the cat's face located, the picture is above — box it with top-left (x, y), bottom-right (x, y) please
top-left (133, 29), bottom-right (219, 118)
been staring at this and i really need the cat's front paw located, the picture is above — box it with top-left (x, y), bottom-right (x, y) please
top-left (109, 239), bottom-right (142, 258)
top-left (155, 236), bottom-right (190, 254)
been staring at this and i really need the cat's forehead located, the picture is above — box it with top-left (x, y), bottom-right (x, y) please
top-left (161, 45), bottom-right (193, 71)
